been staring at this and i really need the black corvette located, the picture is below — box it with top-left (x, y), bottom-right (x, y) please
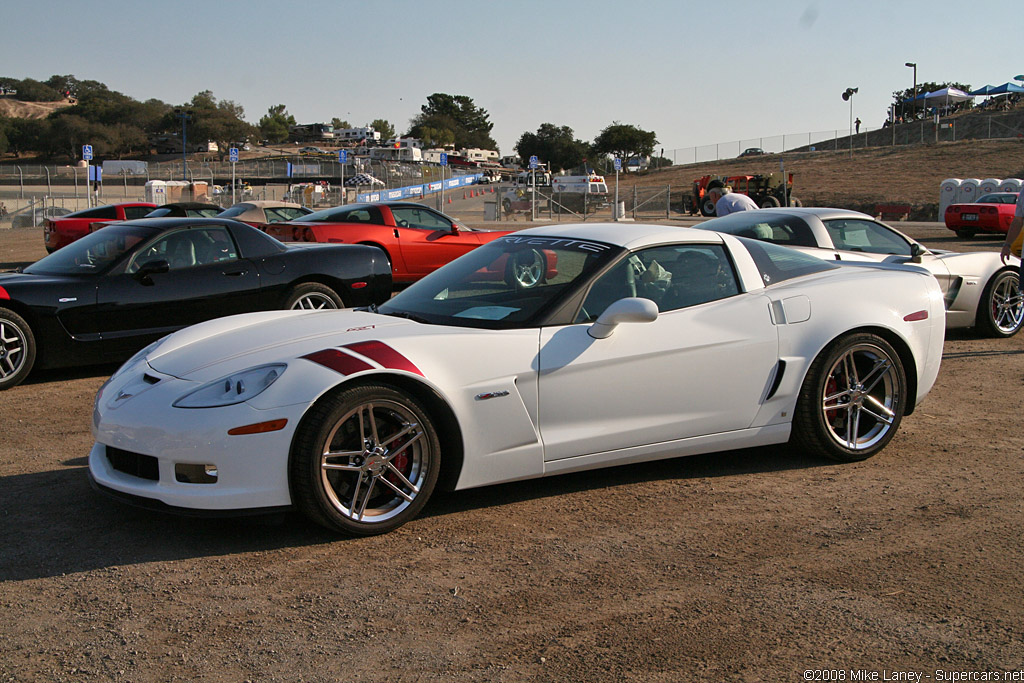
top-left (0, 217), bottom-right (392, 389)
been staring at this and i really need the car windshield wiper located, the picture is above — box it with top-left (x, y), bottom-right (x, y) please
top-left (380, 309), bottom-right (432, 324)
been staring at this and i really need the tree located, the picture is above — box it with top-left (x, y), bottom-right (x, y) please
top-left (331, 118), bottom-right (351, 130)
top-left (177, 91), bottom-right (255, 160)
top-left (514, 123), bottom-right (589, 172)
top-left (407, 93), bottom-right (496, 150)
top-left (592, 123), bottom-right (657, 164)
top-left (370, 118), bottom-right (396, 141)
top-left (259, 104), bottom-right (295, 143)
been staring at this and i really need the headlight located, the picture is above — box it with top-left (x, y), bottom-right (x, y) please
top-left (173, 364), bottom-right (287, 408)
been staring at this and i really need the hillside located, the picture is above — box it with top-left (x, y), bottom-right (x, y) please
top-left (609, 128), bottom-right (1024, 220)
top-left (0, 98), bottom-right (73, 119)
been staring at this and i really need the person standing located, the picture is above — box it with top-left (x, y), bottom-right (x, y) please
top-left (999, 190), bottom-right (1024, 285)
top-left (855, 117), bottom-right (862, 134)
top-left (712, 186), bottom-right (759, 217)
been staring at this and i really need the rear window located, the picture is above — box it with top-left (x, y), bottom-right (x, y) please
top-left (702, 212), bottom-right (817, 248)
top-left (736, 236), bottom-right (837, 287)
top-left (304, 205), bottom-right (384, 224)
top-left (67, 205), bottom-right (118, 220)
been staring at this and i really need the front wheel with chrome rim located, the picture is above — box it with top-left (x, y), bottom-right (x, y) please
top-left (291, 383), bottom-right (441, 535)
top-left (790, 333), bottom-right (907, 462)
top-left (0, 308), bottom-right (36, 391)
top-left (975, 269), bottom-right (1023, 338)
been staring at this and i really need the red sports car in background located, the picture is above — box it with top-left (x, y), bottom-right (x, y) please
top-left (266, 202), bottom-right (517, 283)
top-left (44, 202), bottom-right (157, 252)
top-left (945, 192), bottom-right (1019, 238)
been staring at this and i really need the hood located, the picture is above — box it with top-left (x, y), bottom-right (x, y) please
top-left (147, 310), bottom-right (416, 380)
top-left (0, 270), bottom-right (82, 292)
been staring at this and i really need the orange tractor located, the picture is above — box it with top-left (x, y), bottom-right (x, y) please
top-left (692, 173), bottom-right (799, 216)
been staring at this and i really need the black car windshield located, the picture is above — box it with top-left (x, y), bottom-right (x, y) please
top-left (379, 234), bottom-right (622, 329)
top-left (25, 224), bottom-right (157, 275)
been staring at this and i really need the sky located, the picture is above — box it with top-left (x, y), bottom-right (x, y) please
top-left (3, 0), bottom-right (1022, 158)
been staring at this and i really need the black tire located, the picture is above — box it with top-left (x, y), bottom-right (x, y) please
top-left (699, 197), bottom-right (717, 216)
top-left (789, 197), bottom-right (802, 207)
top-left (975, 269), bottom-right (1023, 338)
top-left (760, 196), bottom-right (781, 208)
top-left (790, 333), bottom-right (907, 462)
top-left (0, 308), bottom-right (36, 391)
top-left (502, 198), bottom-right (513, 213)
top-left (290, 383), bottom-right (441, 536)
top-left (505, 248), bottom-right (546, 288)
top-left (955, 228), bottom-right (977, 239)
top-left (284, 283), bottom-right (343, 310)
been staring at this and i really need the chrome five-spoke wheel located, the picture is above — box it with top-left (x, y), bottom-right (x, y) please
top-left (292, 384), bottom-right (441, 535)
top-left (792, 333), bottom-right (907, 462)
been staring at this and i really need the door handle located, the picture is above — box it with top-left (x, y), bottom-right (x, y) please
top-left (393, 229), bottom-right (400, 238)
top-left (223, 269), bottom-right (247, 277)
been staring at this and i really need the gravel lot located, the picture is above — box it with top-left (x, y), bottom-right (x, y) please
top-left (1, 220), bottom-right (1022, 682)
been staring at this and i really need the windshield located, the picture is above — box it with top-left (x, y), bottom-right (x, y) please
top-left (379, 234), bottom-right (621, 329)
top-left (25, 224), bottom-right (158, 275)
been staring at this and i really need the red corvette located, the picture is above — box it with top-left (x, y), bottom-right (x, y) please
top-left (44, 202), bottom-right (157, 252)
top-left (944, 192), bottom-right (1019, 238)
top-left (266, 202), bottom-right (518, 283)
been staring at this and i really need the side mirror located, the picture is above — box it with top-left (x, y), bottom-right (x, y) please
top-left (134, 259), bottom-right (169, 283)
top-left (588, 297), bottom-right (659, 339)
top-left (909, 242), bottom-right (924, 263)
top-left (450, 223), bottom-right (461, 234)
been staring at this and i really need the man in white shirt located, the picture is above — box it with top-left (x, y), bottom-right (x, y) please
top-left (713, 186), bottom-right (760, 216)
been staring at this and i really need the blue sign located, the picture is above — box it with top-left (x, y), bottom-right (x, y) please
top-left (88, 166), bottom-right (102, 182)
top-left (613, 157), bottom-right (622, 171)
top-left (338, 149), bottom-right (348, 164)
top-left (82, 144), bottom-right (93, 161)
top-left (529, 155), bottom-right (538, 169)
top-left (439, 153), bottom-right (448, 166)
top-left (229, 147), bottom-right (239, 163)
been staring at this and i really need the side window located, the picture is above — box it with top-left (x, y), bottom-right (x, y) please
top-left (123, 206), bottom-right (153, 220)
top-left (391, 207), bottom-right (451, 231)
top-left (575, 244), bottom-right (740, 322)
top-left (127, 227), bottom-right (239, 273)
top-left (824, 219), bottom-right (912, 256)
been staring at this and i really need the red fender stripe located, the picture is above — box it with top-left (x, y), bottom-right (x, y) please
top-left (0, 286), bottom-right (9, 300)
top-left (343, 340), bottom-right (424, 376)
top-left (302, 348), bottom-right (373, 376)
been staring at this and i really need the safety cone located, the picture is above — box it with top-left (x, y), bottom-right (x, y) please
top-left (447, 196), bottom-right (452, 203)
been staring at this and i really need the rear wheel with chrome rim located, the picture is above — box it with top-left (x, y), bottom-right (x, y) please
top-left (285, 283), bottom-right (343, 310)
top-left (0, 308), bottom-right (36, 391)
top-left (791, 333), bottom-right (906, 462)
top-left (975, 269), bottom-right (1023, 338)
top-left (291, 383), bottom-right (441, 535)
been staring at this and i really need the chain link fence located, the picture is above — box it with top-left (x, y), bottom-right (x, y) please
top-left (663, 109), bottom-right (1024, 165)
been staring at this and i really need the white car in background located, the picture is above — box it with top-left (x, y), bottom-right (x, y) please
top-left (702, 207), bottom-right (1024, 337)
top-left (90, 223), bottom-right (944, 535)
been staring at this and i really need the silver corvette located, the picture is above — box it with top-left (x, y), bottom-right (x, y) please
top-left (701, 207), bottom-right (1023, 337)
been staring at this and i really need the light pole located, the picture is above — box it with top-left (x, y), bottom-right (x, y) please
top-left (174, 108), bottom-right (193, 181)
top-left (842, 87), bottom-right (858, 157)
top-left (905, 62), bottom-right (917, 121)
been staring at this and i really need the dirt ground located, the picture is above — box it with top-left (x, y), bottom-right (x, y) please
top-left (1, 221), bottom-right (1022, 682)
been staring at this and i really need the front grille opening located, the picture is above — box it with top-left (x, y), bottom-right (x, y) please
top-left (174, 463), bottom-right (218, 484)
top-left (106, 446), bottom-right (159, 481)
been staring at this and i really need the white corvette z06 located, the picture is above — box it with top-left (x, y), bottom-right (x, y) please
top-left (90, 223), bottom-right (945, 535)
